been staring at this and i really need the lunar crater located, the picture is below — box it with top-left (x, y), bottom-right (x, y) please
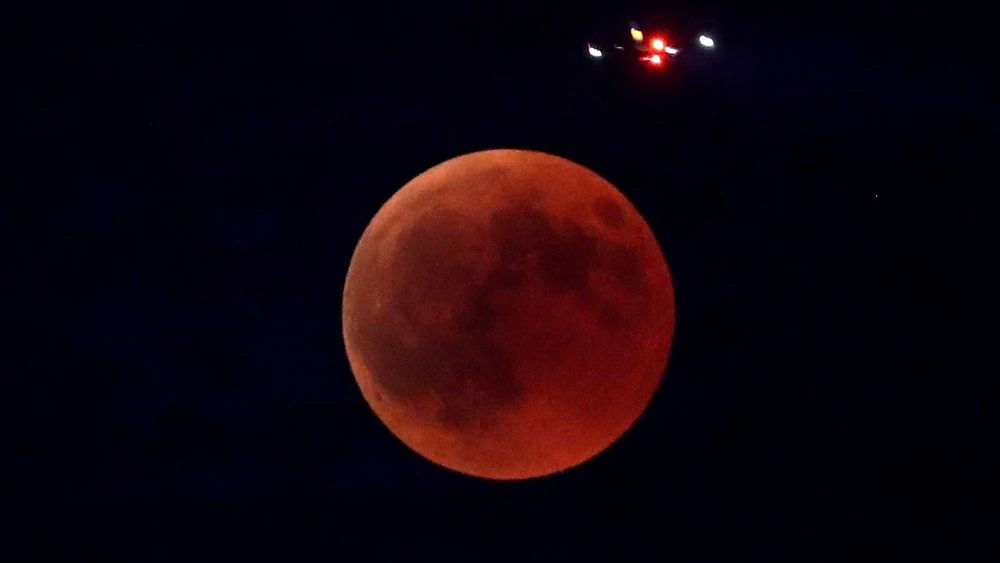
top-left (594, 196), bottom-right (627, 230)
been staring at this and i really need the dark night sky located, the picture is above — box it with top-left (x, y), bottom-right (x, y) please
top-left (8, 1), bottom-right (992, 560)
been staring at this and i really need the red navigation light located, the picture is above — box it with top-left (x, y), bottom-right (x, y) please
top-left (641, 54), bottom-right (663, 65)
top-left (651, 38), bottom-right (665, 51)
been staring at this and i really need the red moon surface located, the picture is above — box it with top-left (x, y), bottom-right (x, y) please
top-left (342, 149), bottom-right (675, 480)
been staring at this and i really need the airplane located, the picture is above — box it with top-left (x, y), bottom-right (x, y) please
top-left (584, 21), bottom-right (716, 70)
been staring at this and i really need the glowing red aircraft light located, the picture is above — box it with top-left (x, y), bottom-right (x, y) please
top-left (641, 54), bottom-right (663, 65)
top-left (651, 38), bottom-right (665, 51)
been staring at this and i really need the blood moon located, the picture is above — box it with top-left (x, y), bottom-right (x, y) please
top-left (342, 149), bottom-right (675, 480)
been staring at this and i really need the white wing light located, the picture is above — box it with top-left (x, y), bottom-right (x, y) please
top-left (588, 46), bottom-right (603, 58)
top-left (699, 35), bottom-right (715, 48)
